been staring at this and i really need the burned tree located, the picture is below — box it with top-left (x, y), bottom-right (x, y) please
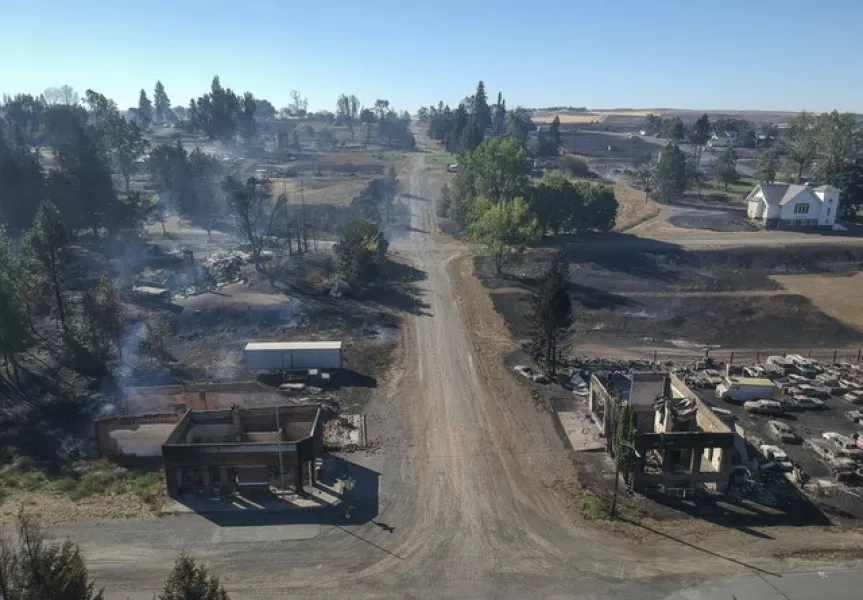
top-left (528, 251), bottom-right (572, 376)
top-left (24, 202), bottom-right (70, 333)
top-left (223, 175), bottom-right (277, 271)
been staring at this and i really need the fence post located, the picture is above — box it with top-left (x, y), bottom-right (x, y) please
top-left (653, 350), bottom-right (657, 364)
top-left (756, 350), bottom-right (760, 363)
top-left (807, 349), bottom-right (812, 358)
top-left (857, 348), bottom-right (861, 363)
top-left (705, 349), bottom-right (710, 359)
top-left (729, 352), bottom-right (734, 365)
top-left (833, 350), bottom-right (838, 363)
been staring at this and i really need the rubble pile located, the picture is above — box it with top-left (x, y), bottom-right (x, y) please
top-left (201, 250), bottom-right (251, 285)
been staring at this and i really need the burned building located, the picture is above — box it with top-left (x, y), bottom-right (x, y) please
top-left (590, 371), bottom-right (735, 496)
top-left (161, 404), bottom-right (323, 498)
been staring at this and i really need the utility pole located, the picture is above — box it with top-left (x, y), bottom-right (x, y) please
top-left (276, 406), bottom-right (285, 491)
top-left (300, 179), bottom-right (308, 252)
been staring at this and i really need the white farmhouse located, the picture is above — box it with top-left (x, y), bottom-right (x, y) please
top-left (746, 183), bottom-right (839, 229)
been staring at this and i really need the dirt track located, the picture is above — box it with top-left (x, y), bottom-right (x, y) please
top-left (50, 132), bottom-right (863, 599)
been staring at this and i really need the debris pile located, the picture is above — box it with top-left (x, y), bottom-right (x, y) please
top-left (201, 250), bottom-right (251, 285)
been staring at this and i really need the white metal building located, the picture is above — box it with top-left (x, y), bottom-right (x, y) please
top-left (244, 342), bottom-right (343, 371)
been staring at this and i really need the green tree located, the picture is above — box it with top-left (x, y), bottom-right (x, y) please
top-left (579, 182), bottom-right (618, 231)
top-left (24, 202), bottom-right (69, 332)
top-left (188, 76), bottom-right (240, 142)
top-left (550, 115), bottom-right (562, 150)
top-left (491, 92), bottom-right (507, 136)
top-left (373, 99), bottom-right (390, 122)
top-left (506, 107), bottom-right (535, 146)
top-left (107, 116), bottom-right (149, 192)
top-left (467, 137), bottom-right (529, 204)
top-left (0, 126), bottom-right (45, 233)
top-left (469, 196), bottom-right (538, 274)
top-left (786, 111), bottom-right (819, 183)
top-left (336, 94), bottom-right (360, 141)
top-left (158, 554), bottom-right (229, 600)
top-left (137, 89), bottom-right (153, 129)
top-left (79, 274), bottom-right (124, 364)
top-left (755, 149), bottom-right (779, 184)
top-left (529, 251), bottom-right (572, 375)
top-left (0, 514), bottom-right (104, 600)
top-left (689, 113), bottom-right (710, 171)
top-left (333, 218), bottom-right (389, 293)
top-left (154, 80), bottom-right (171, 124)
top-left (821, 158), bottom-right (863, 219)
top-left (615, 404), bottom-right (638, 484)
top-left (816, 110), bottom-right (860, 167)
top-left (472, 81), bottom-right (491, 134)
top-left (651, 143), bottom-right (688, 202)
top-left (644, 113), bottom-right (664, 135)
top-left (662, 117), bottom-right (685, 142)
top-left (360, 108), bottom-right (376, 143)
top-left (0, 228), bottom-right (31, 379)
top-left (237, 92), bottom-right (257, 144)
top-left (712, 147), bottom-right (738, 191)
top-left (223, 175), bottom-right (274, 270)
top-left (50, 125), bottom-right (117, 237)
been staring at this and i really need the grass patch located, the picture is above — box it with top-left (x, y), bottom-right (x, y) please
top-left (703, 175), bottom-right (756, 197)
top-left (0, 461), bottom-right (165, 510)
top-left (558, 476), bottom-right (608, 521)
top-left (426, 153), bottom-right (456, 166)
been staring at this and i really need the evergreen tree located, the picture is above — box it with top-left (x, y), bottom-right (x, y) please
top-left (159, 554), bottom-right (229, 600)
top-left (651, 143), bottom-right (688, 202)
top-left (137, 89), bottom-right (153, 129)
top-left (154, 80), bottom-right (171, 123)
top-left (529, 251), bottom-right (572, 375)
top-left (24, 202), bottom-right (70, 332)
top-left (712, 147), bottom-right (739, 191)
top-left (615, 404), bottom-right (638, 484)
top-left (472, 81), bottom-right (491, 134)
top-left (755, 149), bottom-right (779, 184)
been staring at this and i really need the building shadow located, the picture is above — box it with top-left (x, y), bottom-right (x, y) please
top-left (180, 455), bottom-right (380, 528)
top-left (330, 368), bottom-right (377, 390)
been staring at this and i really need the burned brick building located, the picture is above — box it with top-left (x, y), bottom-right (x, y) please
top-left (161, 404), bottom-right (323, 497)
top-left (589, 371), bottom-right (736, 496)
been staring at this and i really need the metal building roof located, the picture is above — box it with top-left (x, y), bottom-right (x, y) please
top-left (244, 341), bottom-right (342, 352)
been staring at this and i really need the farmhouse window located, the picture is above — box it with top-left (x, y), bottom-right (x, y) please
top-left (794, 203), bottom-right (809, 214)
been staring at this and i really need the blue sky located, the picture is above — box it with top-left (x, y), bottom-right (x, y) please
top-left (2, 0), bottom-right (862, 113)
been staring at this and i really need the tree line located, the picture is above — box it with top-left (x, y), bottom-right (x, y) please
top-left (642, 110), bottom-right (863, 216)
top-left (0, 514), bottom-right (231, 599)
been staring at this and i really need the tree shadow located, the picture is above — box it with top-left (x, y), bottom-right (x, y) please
top-left (364, 259), bottom-right (431, 316)
top-left (551, 233), bottom-right (684, 284)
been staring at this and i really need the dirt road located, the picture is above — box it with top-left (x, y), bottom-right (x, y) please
top-left (54, 137), bottom-right (863, 599)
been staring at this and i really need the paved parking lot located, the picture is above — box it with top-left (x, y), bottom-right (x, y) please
top-left (699, 388), bottom-right (863, 518)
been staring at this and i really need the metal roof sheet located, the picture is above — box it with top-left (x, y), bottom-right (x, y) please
top-left (244, 341), bottom-right (342, 351)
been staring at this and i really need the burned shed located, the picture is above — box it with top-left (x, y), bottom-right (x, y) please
top-left (161, 404), bottom-right (323, 497)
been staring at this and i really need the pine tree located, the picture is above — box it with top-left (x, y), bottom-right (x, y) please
top-left (24, 202), bottom-right (69, 332)
top-left (652, 143), bottom-right (688, 202)
top-left (615, 404), bottom-right (638, 484)
top-left (159, 554), bottom-right (230, 600)
top-left (137, 89), bottom-right (153, 129)
top-left (154, 80), bottom-right (171, 123)
top-left (529, 251), bottom-right (572, 375)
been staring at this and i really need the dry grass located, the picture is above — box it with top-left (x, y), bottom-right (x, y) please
top-left (267, 176), bottom-right (369, 206)
top-left (771, 272), bottom-right (863, 330)
top-left (611, 181), bottom-right (661, 232)
top-left (532, 110), bottom-right (656, 124)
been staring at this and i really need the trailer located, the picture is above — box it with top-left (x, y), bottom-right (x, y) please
top-left (243, 341), bottom-right (342, 372)
top-left (717, 376), bottom-right (776, 403)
